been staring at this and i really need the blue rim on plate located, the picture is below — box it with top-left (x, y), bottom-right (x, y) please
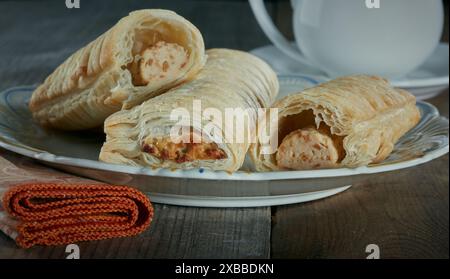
top-left (0, 76), bottom-right (448, 181)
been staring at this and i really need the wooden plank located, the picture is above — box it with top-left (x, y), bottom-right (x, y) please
top-left (0, 204), bottom-right (271, 259)
top-left (0, 0), bottom-right (276, 90)
top-left (271, 1), bottom-right (449, 259)
top-left (1, 0), bottom-right (449, 260)
top-left (0, 0), bottom-right (272, 259)
top-left (271, 154), bottom-right (449, 259)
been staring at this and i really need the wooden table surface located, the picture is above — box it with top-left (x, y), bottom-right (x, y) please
top-left (0, 0), bottom-right (448, 259)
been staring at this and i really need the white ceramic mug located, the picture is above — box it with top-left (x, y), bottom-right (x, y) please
top-left (249, 0), bottom-right (444, 78)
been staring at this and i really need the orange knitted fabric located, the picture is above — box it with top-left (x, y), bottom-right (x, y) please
top-left (2, 183), bottom-right (153, 248)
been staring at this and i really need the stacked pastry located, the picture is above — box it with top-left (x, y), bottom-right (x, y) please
top-left (99, 49), bottom-right (279, 172)
top-left (29, 9), bottom-right (279, 172)
top-left (29, 10), bottom-right (420, 172)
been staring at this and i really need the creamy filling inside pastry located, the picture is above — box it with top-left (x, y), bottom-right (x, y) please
top-left (275, 110), bottom-right (346, 170)
top-left (276, 127), bottom-right (340, 169)
top-left (129, 41), bottom-right (189, 86)
top-left (142, 132), bottom-right (227, 163)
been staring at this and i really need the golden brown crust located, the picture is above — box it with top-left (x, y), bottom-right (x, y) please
top-left (250, 75), bottom-right (421, 171)
top-left (99, 49), bottom-right (279, 172)
top-left (29, 9), bottom-right (206, 130)
top-left (29, 31), bottom-right (114, 111)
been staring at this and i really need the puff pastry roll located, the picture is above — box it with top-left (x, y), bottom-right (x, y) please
top-left (29, 9), bottom-right (206, 130)
top-left (99, 49), bottom-right (279, 172)
top-left (250, 75), bottom-right (420, 171)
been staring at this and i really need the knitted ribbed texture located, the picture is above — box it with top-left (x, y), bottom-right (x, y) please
top-left (2, 183), bottom-right (153, 248)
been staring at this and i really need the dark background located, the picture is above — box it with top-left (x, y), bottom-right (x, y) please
top-left (0, 0), bottom-right (448, 88)
top-left (0, 0), bottom-right (448, 48)
top-left (0, 0), bottom-right (448, 259)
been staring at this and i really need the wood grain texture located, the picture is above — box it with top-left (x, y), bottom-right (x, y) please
top-left (0, 0), bottom-right (272, 259)
top-left (0, 0), bottom-right (448, 259)
top-left (270, 0), bottom-right (449, 259)
top-left (271, 154), bottom-right (449, 259)
top-left (0, 0), bottom-right (275, 94)
top-left (0, 203), bottom-right (271, 259)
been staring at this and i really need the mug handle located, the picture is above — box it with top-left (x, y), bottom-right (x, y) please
top-left (249, 0), bottom-right (316, 67)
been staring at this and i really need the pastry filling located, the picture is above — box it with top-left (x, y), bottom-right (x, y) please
top-left (276, 110), bottom-right (345, 170)
top-left (129, 41), bottom-right (189, 86)
top-left (276, 126), bottom-right (342, 169)
top-left (142, 133), bottom-right (227, 163)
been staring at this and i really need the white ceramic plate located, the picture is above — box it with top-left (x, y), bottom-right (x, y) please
top-left (0, 76), bottom-right (448, 207)
top-left (251, 43), bottom-right (450, 100)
